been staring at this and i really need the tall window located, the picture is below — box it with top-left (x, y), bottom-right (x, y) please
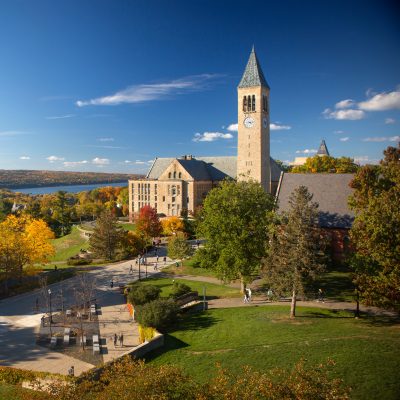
top-left (178, 172), bottom-right (182, 179)
top-left (247, 95), bottom-right (251, 111)
top-left (252, 95), bottom-right (255, 111)
top-left (243, 96), bottom-right (247, 112)
top-left (173, 171), bottom-right (176, 179)
top-left (168, 172), bottom-right (171, 179)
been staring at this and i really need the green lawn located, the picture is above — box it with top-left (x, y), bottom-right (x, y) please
top-left (0, 384), bottom-right (45, 400)
top-left (119, 222), bottom-right (136, 231)
top-left (147, 306), bottom-right (400, 400)
top-left (163, 257), bottom-right (217, 278)
top-left (50, 226), bottom-right (89, 262)
top-left (130, 277), bottom-right (240, 299)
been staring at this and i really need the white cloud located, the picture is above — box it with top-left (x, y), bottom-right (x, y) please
top-left (135, 160), bottom-right (146, 165)
top-left (76, 74), bottom-right (219, 107)
top-left (362, 135), bottom-right (400, 142)
top-left (46, 155), bottom-right (65, 162)
top-left (339, 137), bottom-right (350, 142)
top-left (63, 160), bottom-right (89, 167)
top-left (295, 149), bottom-right (317, 154)
top-left (0, 130), bottom-right (27, 137)
top-left (227, 123), bottom-right (238, 132)
top-left (358, 90), bottom-right (400, 111)
top-left (334, 130), bottom-right (344, 134)
top-left (98, 137), bottom-right (114, 142)
top-left (335, 99), bottom-right (355, 109)
top-left (385, 118), bottom-right (396, 124)
top-left (323, 108), bottom-right (366, 120)
top-left (92, 157), bottom-right (110, 165)
top-left (270, 122), bottom-right (291, 130)
top-left (46, 114), bottom-right (75, 120)
top-left (354, 155), bottom-right (380, 165)
top-left (19, 156), bottom-right (30, 160)
top-left (193, 132), bottom-right (233, 142)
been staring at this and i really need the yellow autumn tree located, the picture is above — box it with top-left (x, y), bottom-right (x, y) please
top-left (161, 216), bottom-right (185, 236)
top-left (0, 215), bottom-right (55, 291)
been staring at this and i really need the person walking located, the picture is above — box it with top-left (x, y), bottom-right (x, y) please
top-left (243, 290), bottom-right (249, 303)
top-left (163, 256), bottom-right (167, 265)
top-left (120, 333), bottom-right (124, 347)
top-left (114, 333), bottom-right (117, 347)
top-left (154, 262), bottom-right (158, 271)
top-left (110, 280), bottom-right (114, 288)
top-left (68, 366), bottom-right (74, 376)
top-left (129, 264), bottom-right (133, 274)
top-left (318, 288), bottom-right (325, 303)
top-left (247, 288), bottom-right (252, 302)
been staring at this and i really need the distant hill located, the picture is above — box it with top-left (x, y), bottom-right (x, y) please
top-left (0, 169), bottom-right (144, 189)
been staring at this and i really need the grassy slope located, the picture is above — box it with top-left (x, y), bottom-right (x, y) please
top-left (50, 226), bottom-right (89, 262)
top-left (147, 306), bottom-right (400, 400)
top-left (130, 277), bottom-right (240, 299)
top-left (162, 257), bottom-right (217, 278)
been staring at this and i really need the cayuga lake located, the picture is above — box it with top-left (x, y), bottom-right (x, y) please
top-left (12, 182), bottom-right (128, 195)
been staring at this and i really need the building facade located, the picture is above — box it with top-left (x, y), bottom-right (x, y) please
top-left (128, 48), bottom-right (279, 219)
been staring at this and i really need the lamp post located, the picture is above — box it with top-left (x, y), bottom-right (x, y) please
top-left (48, 288), bottom-right (53, 336)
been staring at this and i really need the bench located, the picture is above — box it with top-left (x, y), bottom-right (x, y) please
top-left (50, 337), bottom-right (57, 348)
top-left (63, 335), bottom-right (69, 345)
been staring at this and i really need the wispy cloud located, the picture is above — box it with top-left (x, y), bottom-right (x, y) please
top-left (98, 137), bottom-right (114, 142)
top-left (0, 130), bottom-right (28, 137)
top-left (362, 135), bottom-right (400, 142)
top-left (92, 157), bottom-right (110, 165)
top-left (193, 132), bottom-right (233, 142)
top-left (354, 155), bottom-right (380, 165)
top-left (339, 137), bottom-right (350, 142)
top-left (87, 145), bottom-right (124, 149)
top-left (270, 122), bottom-right (291, 130)
top-left (335, 99), bottom-right (355, 109)
top-left (227, 123), bottom-right (238, 132)
top-left (323, 108), bottom-right (366, 120)
top-left (46, 155), bottom-right (65, 162)
top-left (63, 160), bottom-right (89, 167)
top-left (296, 149), bottom-right (317, 154)
top-left (76, 74), bottom-right (220, 107)
top-left (385, 118), bottom-right (396, 124)
top-left (334, 130), bottom-right (344, 134)
top-left (46, 114), bottom-right (75, 120)
top-left (19, 156), bottom-right (30, 160)
top-left (358, 89), bottom-right (400, 111)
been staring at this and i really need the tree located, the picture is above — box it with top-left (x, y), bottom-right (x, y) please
top-left (0, 215), bottom-right (54, 292)
top-left (135, 205), bottom-right (162, 241)
top-left (135, 299), bottom-right (179, 329)
top-left (197, 180), bottom-right (275, 292)
top-left (291, 155), bottom-right (359, 173)
top-left (263, 186), bottom-right (326, 318)
top-left (89, 210), bottom-right (124, 261)
top-left (52, 191), bottom-right (74, 236)
top-left (161, 216), bottom-right (185, 236)
top-left (119, 231), bottom-right (146, 259)
top-left (167, 232), bottom-right (193, 266)
top-left (0, 198), bottom-right (13, 221)
top-left (127, 284), bottom-right (161, 306)
top-left (349, 144), bottom-right (400, 311)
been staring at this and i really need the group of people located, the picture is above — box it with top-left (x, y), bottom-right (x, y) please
top-left (243, 287), bottom-right (252, 303)
top-left (113, 333), bottom-right (124, 347)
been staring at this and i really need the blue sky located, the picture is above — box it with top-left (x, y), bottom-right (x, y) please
top-left (0, 0), bottom-right (399, 173)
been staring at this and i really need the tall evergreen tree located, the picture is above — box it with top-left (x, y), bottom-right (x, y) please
top-left (263, 186), bottom-right (326, 318)
top-left (89, 210), bottom-right (123, 261)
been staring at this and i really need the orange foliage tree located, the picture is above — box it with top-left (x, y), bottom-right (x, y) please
top-left (135, 205), bottom-right (162, 243)
top-left (161, 216), bottom-right (185, 236)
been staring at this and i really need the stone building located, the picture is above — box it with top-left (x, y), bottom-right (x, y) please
top-left (128, 48), bottom-right (281, 218)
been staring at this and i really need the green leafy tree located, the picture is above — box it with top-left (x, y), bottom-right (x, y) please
top-left (0, 198), bottom-right (13, 221)
top-left (89, 210), bottom-right (124, 260)
top-left (167, 232), bottom-right (193, 266)
top-left (135, 298), bottom-right (179, 329)
top-left (197, 180), bottom-right (275, 292)
top-left (292, 155), bottom-right (359, 173)
top-left (52, 191), bottom-right (74, 236)
top-left (128, 284), bottom-right (161, 306)
top-left (349, 144), bottom-right (400, 311)
top-left (263, 186), bottom-right (326, 318)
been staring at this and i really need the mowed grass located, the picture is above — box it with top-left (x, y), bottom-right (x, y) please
top-left (147, 306), bottom-right (400, 400)
top-left (0, 384), bottom-right (44, 400)
top-left (163, 257), bottom-right (217, 278)
top-left (130, 277), bottom-right (240, 299)
top-left (50, 225), bottom-right (89, 262)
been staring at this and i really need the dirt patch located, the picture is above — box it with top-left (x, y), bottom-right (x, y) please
top-left (190, 348), bottom-right (233, 355)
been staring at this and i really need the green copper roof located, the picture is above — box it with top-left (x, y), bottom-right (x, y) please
top-left (238, 47), bottom-right (269, 89)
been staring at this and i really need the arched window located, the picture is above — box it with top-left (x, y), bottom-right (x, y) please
top-left (243, 96), bottom-right (247, 112)
top-left (178, 172), bottom-right (182, 179)
top-left (252, 95), bottom-right (255, 111)
top-left (168, 172), bottom-right (171, 179)
top-left (247, 95), bottom-right (251, 111)
top-left (173, 171), bottom-right (176, 179)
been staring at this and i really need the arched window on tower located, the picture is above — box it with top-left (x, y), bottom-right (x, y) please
top-left (263, 95), bottom-right (268, 112)
top-left (247, 95), bottom-right (251, 111)
top-left (243, 96), bottom-right (247, 112)
top-left (252, 95), bottom-right (255, 111)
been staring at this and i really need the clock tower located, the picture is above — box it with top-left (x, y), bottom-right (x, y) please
top-left (237, 47), bottom-right (270, 193)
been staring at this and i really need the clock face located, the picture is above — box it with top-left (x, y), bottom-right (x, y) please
top-left (263, 117), bottom-right (268, 128)
top-left (244, 117), bottom-right (255, 128)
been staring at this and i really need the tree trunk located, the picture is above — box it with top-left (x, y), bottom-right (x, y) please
top-left (240, 276), bottom-right (246, 294)
top-left (290, 289), bottom-right (297, 318)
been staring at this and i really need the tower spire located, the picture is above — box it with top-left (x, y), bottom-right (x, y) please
top-left (238, 47), bottom-right (269, 88)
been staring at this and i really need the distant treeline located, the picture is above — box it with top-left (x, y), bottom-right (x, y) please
top-left (0, 170), bottom-right (143, 189)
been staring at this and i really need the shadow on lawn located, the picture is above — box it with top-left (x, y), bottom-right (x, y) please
top-left (299, 309), bottom-right (354, 319)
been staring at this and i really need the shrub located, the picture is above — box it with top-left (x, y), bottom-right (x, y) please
top-left (127, 284), bottom-right (161, 306)
top-left (0, 366), bottom-right (37, 385)
top-left (67, 257), bottom-right (91, 266)
top-left (135, 299), bottom-right (179, 329)
top-left (170, 281), bottom-right (191, 299)
top-left (138, 325), bottom-right (155, 344)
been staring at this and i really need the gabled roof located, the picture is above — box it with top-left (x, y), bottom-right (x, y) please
top-left (238, 47), bottom-right (270, 89)
top-left (317, 140), bottom-right (330, 156)
top-left (276, 173), bottom-right (355, 229)
top-left (147, 156), bottom-right (282, 182)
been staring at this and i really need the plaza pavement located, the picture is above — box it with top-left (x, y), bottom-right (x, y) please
top-left (0, 247), bottom-right (176, 375)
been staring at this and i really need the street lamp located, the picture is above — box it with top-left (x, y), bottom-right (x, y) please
top-left (48, 288), bottom-right (53, 336)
